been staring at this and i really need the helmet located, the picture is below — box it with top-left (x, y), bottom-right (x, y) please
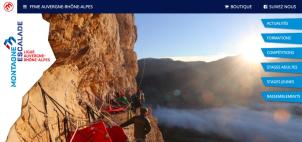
top-left (140, 107), bottom-right (148, 115)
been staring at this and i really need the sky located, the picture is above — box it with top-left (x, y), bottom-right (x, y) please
top-left (134, 14), bottom-right (302, 62)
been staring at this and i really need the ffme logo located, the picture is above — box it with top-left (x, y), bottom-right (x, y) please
top-left (4, 37), bottom-right (16, 49)
top-left (3, 2), bottom-right (14, 12)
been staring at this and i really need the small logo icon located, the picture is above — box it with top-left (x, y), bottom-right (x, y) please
top-left (225, 5), bottom-right (229, 9)
top-left (23, 5), bottom-right (27, 9)
top-left (263, 5), bottom-right (268, 9)
top-left (4, 2), bottom-right (14, 12)
top-left (4, 37), bottom-right (16, 50)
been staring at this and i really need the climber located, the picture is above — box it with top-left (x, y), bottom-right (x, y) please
top-left (116, 90), bottom-right (130, 105)
top-left (120, 107), bottom-right (151, 142)
top-left (138, 90), bottom-right (145, 105)
top-left (131, 89), bottom-right (145, 113)
top-left (131, 92), bottom-right (139, 113)
top-left (125, 89), bottom-right (132, 103)
top-left (116, 96), bottom-right (129, 106)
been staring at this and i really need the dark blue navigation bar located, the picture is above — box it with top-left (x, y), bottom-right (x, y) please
top-left (17, 0), bottom-right (302, 13)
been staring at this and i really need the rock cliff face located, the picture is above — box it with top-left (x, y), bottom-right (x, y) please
top-left (7, 14), bottom-right (164, 142)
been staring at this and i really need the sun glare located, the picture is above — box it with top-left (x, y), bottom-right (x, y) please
top-left (239, 35), bottom-right (265, 63)
top-left (242, 48), bottom-right (264, 63)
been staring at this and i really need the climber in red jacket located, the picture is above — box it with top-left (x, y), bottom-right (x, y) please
top-left (120, 107), bottom-right (151, 142)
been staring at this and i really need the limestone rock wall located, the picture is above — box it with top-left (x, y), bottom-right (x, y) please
top-left (7, 14), bottom-right (164, 142)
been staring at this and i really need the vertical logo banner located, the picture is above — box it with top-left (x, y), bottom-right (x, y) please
top-left (0, 0), bottom-right (56, 141)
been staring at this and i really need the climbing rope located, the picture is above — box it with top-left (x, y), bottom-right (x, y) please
top-left (79, 95), bottom-right (122, 127)
top-left (138, 58), bottom-right (146, 88)
top-left (31, 121), bottom-right (61, 140)
top-left (99, 112), bottom-right (118, 126)
top-left (39, 83), bottom-right (87, 120)
top-left (69, 121), bottom-right (79, 142)
top-left (29, 102), bottom-right (55, 119)
top-left (35, 82), bottom-right (130, 142)
top-left (76, 90), bottom-right (123, 125)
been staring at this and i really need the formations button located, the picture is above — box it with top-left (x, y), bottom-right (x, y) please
top-left (262, 33), bottom-right (302, 44)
